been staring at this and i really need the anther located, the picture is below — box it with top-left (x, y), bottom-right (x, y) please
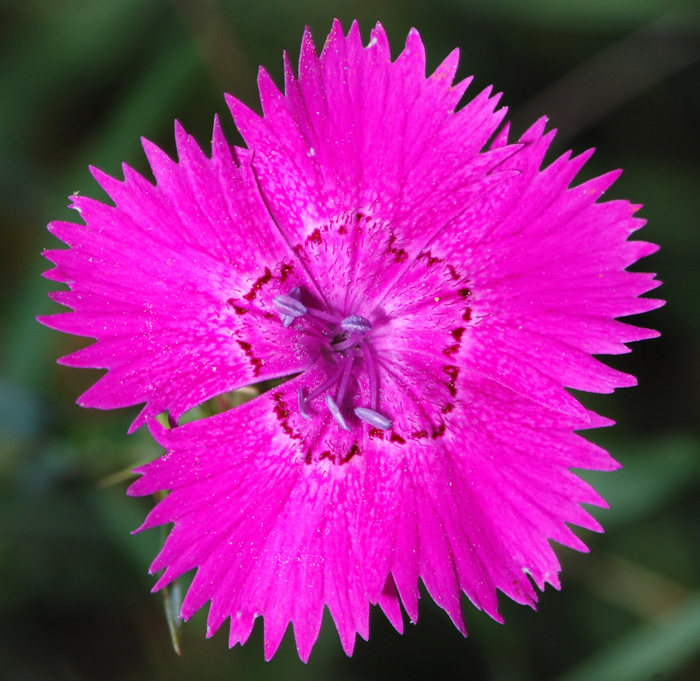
top-left (354, 407), bottom-right (393, 430)
top-left (298, 387), bottom-right (311, 420)
top-left (341, 315), bottom-right (372, 334)
top-left (325, 394), bottom-right (350, 431)
top-left (272, 292), bottom-right (307, 327)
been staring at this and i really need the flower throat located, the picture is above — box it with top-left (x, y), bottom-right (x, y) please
top-left (272, 288), bottom-right (392, 432)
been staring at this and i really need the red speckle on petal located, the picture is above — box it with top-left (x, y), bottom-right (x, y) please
top-left (411, 430), bottom-right (429, 439)
top-left (443, 344), bottom-right (460, 357)
top-left (272, 391), bottom-right (289, 419)
top-left (418, 250), bottom-right (443, 267)
top-left (308, 228), bottom-right (322, 245)
top-left (443, 365), bottom-right (459, 397)
top-left (243, 267), bottom-right (273, 301)
top-left (462, 307), bottom-right (472, 323)
top-left (226, 299), bottom-right (249, 315)
top-left (444, 327), bottom-right (465, 357)
top-left (368, 427), bottom-right (385, 440)
top-left (272, 391), bottom-right (300, 439)
top-left (385, 234), bottom-right (408, 264)
top-left (279, 262), bottom-right (293, 282)
top-left (432, 423), bottom-right (446, 439)
top-left (236, 340), bottom-right (264, 376)
top-left (341, 442), bottom-right (361, 464)
top-left (390, 433), bottom-right (406, 445)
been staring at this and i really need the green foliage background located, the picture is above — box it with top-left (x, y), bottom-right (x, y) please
top-left (1, 1), bottom-right (699, 679)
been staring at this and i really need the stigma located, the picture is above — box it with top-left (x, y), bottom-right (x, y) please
top-left (272, 289), bottom-right (393, 432)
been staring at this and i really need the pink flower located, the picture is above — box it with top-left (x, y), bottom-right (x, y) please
top-left (40, 20), bottom-right (662, 661)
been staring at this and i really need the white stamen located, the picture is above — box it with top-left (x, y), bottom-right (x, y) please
top-left (341, 315), bottom-right (372, 334)
top-left (298, 387), bottom-right (311, 420)
top-left (325, 394), bottom-right (350, 431)
top-left (354, 407), bottom-right (392, 430)
top-left (272, 294), bottom-right (307, 318)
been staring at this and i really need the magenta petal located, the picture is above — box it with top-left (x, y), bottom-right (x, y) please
top-left (131, 382), bottom-right (371, 659)
top-left (377, 575), bottom-right (404, 634)
top-left (229, 20), bottom-right (512, 256)
top-left (39, 122), bottom-right (318, 431)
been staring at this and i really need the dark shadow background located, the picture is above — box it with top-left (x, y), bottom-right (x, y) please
top-left (1, 1), bottom-right (699, 680)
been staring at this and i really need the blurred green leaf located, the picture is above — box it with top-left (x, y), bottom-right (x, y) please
top-left (0, 0), bottom-right (168, 149)
top-left (449, 0), bottom-right (699, 28)
top-left (71, 28), bottom-right (201, 175)
top-left (6, 27), bottom-right (201, 391)
top-left (621, 161), bottom-right (700, 336)
top-left (556, 591), bottom-right (700, 681)
top-left (163, 580), bottom-right (183, 656)
top-left (580, 434), bottom-right (700, 527)
top-left (87, 486), bottom-right (160, 577)
top-left (0, 378), bottom-right (41, 444)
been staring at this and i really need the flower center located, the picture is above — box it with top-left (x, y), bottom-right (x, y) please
top-left (272, 288), bottom-right (392, 432)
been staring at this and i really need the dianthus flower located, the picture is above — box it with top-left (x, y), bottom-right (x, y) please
top-left (40, 20), bottom-right (662, 661)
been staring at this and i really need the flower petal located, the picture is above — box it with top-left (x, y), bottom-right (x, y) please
top-left (130, 372), bottom-right (373, 660)
top-left (421, 119), bottom-right (662, 411)
top-left (39, 120), bottom-right (319, 430)
top-left (228, 20), bottom-right (514, 256)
